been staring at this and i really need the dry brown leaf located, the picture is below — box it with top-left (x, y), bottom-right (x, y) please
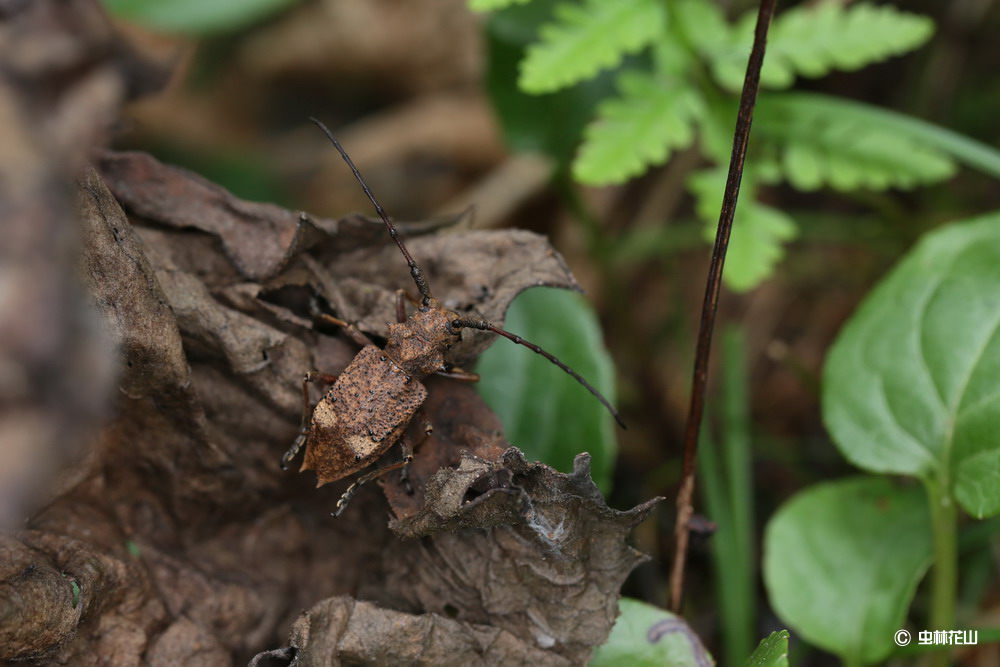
top-left (310, 229), bottom-right (581, 366)
top-left (252, 451), bottom-right (659, 665)
top-left (99, 150), bottom-right (334, 281)
top-left (0, 3), bottom-right (658, 665)
top-left (4, 122), bottom-right (653, 667)
top-left (383, 451), bottom-right (660, 663)
top-left (270, 598), bottom-right (572, 666)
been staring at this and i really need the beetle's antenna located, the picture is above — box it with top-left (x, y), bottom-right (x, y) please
top-left (451, 318), bottom-right (626, 429)
top-left (309, 117), bottom-right (433, 308)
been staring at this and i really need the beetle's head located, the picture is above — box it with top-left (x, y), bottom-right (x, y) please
top-left (385, 299), bottom-right (461, 376)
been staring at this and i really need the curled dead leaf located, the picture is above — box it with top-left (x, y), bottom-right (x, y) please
top-left (4, 140), bottom-right (655, 664)
top-left (265, 598), bottom-right (573, 667)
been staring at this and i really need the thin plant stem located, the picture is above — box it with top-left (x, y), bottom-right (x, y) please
top-left (926, 479), bottom-right (958, 667)
top-left (668, 0), bottom-right (778, 612)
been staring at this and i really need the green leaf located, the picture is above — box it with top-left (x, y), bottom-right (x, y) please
top-left (955, 450), bottom-right (1000, 517)
top-left (722, 204), bottom-right (797, 292)
top-left (755, 94), bottom-right (956, 191)
top-left (671, 0), bottom-right (731, 58)
top-left (470, 0), bottom-right (532, 11)
top-left (590, 598), bottom-right (714, 666)
top-left (696, 100), bottom-right (739, 165)
top-left (519, 0), bottom-right (664, 94)
top-left (689, 168), bottom-right (798, 292)
top-left (486, 4), bottom-right (615, 167)
top-left (709, 2), bottom-right (933, 91)
top-left (101, 0), bottom-right (299, 34)
top-left (475, 288), bottom-right (618, 491)
top-left (745, 630), bottom-right (789, 667)
top-left (573, 70), bottom-right (702, 185)
top-left (700, 329), bottom-right (756, 667)
top-left (823, 212), bottom-right (1000, 517)
top-left (764, 476), bottom-right (932, 665)
top-left (760, 93), bottom-right (1000, 180)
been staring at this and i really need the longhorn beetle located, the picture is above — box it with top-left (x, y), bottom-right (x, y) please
top-left (282, 118), bottom-right (624, 515)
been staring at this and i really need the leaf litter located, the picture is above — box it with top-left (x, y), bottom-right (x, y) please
top-left (0, 3), bottom-right (664, 662)
top-left (2, 150), bottom-right (661, 665)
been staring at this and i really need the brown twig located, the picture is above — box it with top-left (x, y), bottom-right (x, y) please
top-left (668, 0), bottom-right (778, 613)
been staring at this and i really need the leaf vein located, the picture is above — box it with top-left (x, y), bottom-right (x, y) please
top-left (915, 279), bottom-right (948, 411)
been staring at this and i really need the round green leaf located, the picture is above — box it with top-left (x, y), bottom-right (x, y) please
top-left (823, 213), bottom-right (1000, 516)
top-left (955, 449), bottom-right (1000, 518)
top-left (590, 598), bottom-right (714, 666)
top-left (102, 0), bottom-right (298, 34)
top-left (745, 630), bottom-right (789, 667)
top-left (764, 476), bottom-right (931, 665)
top-left (475, 287), bottom-right (618, 491)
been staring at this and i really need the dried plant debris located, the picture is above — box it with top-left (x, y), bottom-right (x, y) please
top-left (257, 598), bottom-right (572, 667)
top-left (381, 451), bottom-right (660, 662)
top-left (0, 0), bottom-right (168, 530)
top-left (99, 150), bottom-right (362, 282)
top-left (253, 454), bottom-right (658, 666)
top-left (317, 229), bottom-right (582, 367)
top-left (1, 148), bottom-right (655, 666)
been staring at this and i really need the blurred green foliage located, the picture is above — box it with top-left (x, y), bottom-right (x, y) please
top-left (102, 0), bottom-right (300, 34)
top-left (485, 1), bottom-right (616, 167)
top-left (475, 288), bottom-right (618, 492)
top-left (700, 329), bottom-right (756, 665)
top-left (473, 0), bottom-right (1000, 290)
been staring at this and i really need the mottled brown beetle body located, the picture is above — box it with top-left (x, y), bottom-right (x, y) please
top-left (285, 120), bottom-right (622, 513)
top-left (300, 303), bottom-right (460, 486)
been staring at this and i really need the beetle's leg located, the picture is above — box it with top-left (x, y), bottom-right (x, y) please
top-left (315, 313), bottom-right (376, 348)
top-left (398, 414), bottom-right (433, 493)
top-left (333, 458), bottom-right (410, 517)
top-left (434, 366), bottom-right (480, 382)
top-left (398, 289), bottom-right (422, 308)
top-left (308, 299), bottom-right (376, 348)
top-left (395, 289), bottom-right (408, 323)
top-left (333, 417), bottom-right (434, 514)
top-left (281, 371), bottom-right (337, 470)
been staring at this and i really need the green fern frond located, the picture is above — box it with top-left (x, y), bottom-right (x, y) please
top-left (724, 204), bottom-right (798, 291)
top-left (710, 2), bottom-right (934, 91)
top-left (519, 0), bottom-right (664, 94)
top-left (573, 70), bottom-right (703, 185)
top-left (670, 0), bottom-right (730, 58)
top-left (469, 0), bottom-right (532, 12)
top-left (755, 94), bottom-right (956, 191)
top-left (763, 93), bottom-right (1000, 179)
top-left (652, 29), bottom-right (696, 78)
top-left (689, 168), bottom-right (797, 291)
